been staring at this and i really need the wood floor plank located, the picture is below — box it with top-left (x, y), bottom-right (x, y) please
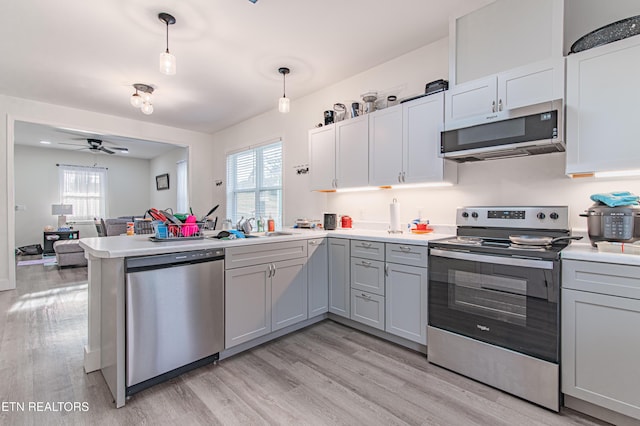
top-left (0, 262), bottom-right (610, 425)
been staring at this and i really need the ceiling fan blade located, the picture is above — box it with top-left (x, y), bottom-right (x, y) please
top-left (58, 142), bottom-right (86, 147)
top-left (99, 146), bottom-right (115, 154)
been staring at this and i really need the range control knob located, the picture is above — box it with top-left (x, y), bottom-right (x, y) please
top-left (461, 212), bottom-right (469, 218)
top-left (537, 212), bottom-right (546, 220)
top-left (549, 212), bottom-right (559, 220)
top-left (471, 212), bottom-right (479, 219)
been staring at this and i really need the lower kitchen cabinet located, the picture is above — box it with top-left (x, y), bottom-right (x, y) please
top-left (562, 259), bottom-right (640, 421)
top-left (350, 257), bottom-right (385, 296)
top-left (385, 262), bottom-right (427, 345)
top-left (225, 264), bottom-right (272, 348)
top-left (328, 238), bottom-right (350, 318)
top-left (307, 238), bottom-right (328, 317)
top-left (271, 258), bottom-right (308, 332)
top-left (351, 289), bottom-right (385, 330)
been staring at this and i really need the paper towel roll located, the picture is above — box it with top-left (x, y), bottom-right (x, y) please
top-left (390, 199), bottom-right (401, 232)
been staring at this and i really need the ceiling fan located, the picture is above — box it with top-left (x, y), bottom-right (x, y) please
top-left (59, 138), bottom-right (129, 155)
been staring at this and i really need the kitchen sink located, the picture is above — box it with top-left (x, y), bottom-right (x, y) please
top-left (245, 231), bottom-right (294, 238)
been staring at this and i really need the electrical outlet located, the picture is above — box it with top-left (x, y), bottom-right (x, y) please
top-left (15, 205), bottom-right (26, 211)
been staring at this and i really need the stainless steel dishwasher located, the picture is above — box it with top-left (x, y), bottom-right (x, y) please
top-left (125, 248), bottom-right (224, 396)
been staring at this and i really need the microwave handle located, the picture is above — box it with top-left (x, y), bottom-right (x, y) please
top-left (429, 248), bottom-right (554, 270)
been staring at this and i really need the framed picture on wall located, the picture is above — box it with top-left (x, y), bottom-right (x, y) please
top-left (156, 173), bottom-right (170, 191)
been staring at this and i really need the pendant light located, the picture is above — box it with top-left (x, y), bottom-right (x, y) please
top-left (278, 67), bottom-right (290, 113)
top-left (130, 84), bottom-right (154, 115)
top-left (159, 13), bottom-right (176, 75)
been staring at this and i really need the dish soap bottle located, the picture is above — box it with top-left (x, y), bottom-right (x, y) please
top-left (257, 217), bottom-right (264, 232)
top-left (267, 215), bottom-right (275, 232)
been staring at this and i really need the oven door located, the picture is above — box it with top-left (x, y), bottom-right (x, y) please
top-left (428, 247), bottom-right (559, 363)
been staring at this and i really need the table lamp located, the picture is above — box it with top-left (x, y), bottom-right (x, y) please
top-left (51, 204), bottom-right (73, 229)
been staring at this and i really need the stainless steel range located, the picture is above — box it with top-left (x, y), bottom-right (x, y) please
top-left (427, 206), bottom-right (573, 412)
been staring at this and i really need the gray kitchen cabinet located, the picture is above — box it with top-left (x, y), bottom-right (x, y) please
top-left (445, 57), bottom-right (564, 129)
top-left (450, 0), bottom-right (563, 86)
top-left (309, 115), bottom-right (369, 190)
top-left (562, 259), bottom-right (640, 421)
top-left (225, 264), bottom-right (272, 348)
top-left (351, 289), bottom-right (385, 331)
top-left (328, 238), bottom-right (350, 318)
top-left (368, 94), bottom-right (456, 186)
top-left (225, 241), bottom-right (309, 348)
top-left (271, 258), bottom-right (308, 332)
top-left (309, 124), bottom-right (336, 191)
top-left (350, 239), bottom-right (385, 327)
top-left (385, 261), bottom-right (427, 345)
top-left (351, 257), bottom-right (385, 296)
top-left (335, 115), bottom-right (369, 189)
top-left (385, 243), bottom-right (428, 268)
top-left (566, 35), bottom-right (640, 176)
top-left (350, 239), bottom-right (385, 261)
top-left (307, 238), bottom-right (328, 317)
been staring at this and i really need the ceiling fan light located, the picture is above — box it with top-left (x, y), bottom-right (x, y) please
top-left (130, 93), bottom-right (143, 108)
top-left (159, 51), bottom-right (176, 75)
top-left (141, 102), bottom-right (154, 115)
top-left (278, 97), bottom-right (290, 113)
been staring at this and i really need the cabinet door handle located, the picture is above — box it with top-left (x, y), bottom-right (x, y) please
top-left (399, 246), bottom-right (411, 252)
top-left (361, 260), bottom-right (371, 266)
top-left (398, 172), bottom-right (402, 183)
top-left (491, 100), bottom-right (496, 113)
top-left (498, 99), bottom-right (503, 111)
top-left (361, 242), bottom-right (372, 248)
top-left (361, 292), bottom-right (371, 300)
top-left (309, 240), bottom-right (317, 246)
top-left (272, 263), bottom-right (276, 277)
top-left (385, 264), bottom-right (389, 276)
top-left (402, 172), bottom-right (406, 182)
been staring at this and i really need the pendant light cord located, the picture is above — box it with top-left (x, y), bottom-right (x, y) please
top-left (165, 21), bottom-right (170, 53)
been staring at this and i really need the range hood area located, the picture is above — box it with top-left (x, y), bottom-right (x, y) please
top-left (441, 100), bottom-right (565, 163)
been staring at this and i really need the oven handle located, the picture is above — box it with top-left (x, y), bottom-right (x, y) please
top-left (429, 248), bottom-right (554, 270)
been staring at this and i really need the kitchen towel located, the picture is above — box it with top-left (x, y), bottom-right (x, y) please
top-left (390, 199), bottom-right (401, 232)
top-left (590, 191), bottom-right (640, 207)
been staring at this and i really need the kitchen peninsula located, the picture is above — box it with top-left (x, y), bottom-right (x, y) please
top-left (80, 228), bottom-right (449, 407)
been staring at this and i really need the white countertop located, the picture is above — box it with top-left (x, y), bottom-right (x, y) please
top-left (79, 228), bottom-right (453, 259)
top-left (562, 242), bottom-right (640, 266)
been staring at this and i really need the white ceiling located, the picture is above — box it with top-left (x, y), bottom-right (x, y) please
top-left (1, 0), bottom-right (489, 136)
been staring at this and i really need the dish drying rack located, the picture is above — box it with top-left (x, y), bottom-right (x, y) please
top-left (149, 221), bottom-right (206, 241)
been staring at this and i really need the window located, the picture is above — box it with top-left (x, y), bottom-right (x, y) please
top-left (226, 141), bottom-right (282, 228)
top-left (58, 164), bottom-right (108, 220)
top-left (176, 160), bottom-right (189, 213)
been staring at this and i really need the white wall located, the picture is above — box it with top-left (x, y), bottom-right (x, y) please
top-left (1, 95), bottom-right (215, 290)
top-left (14, 145), bottom-right (151, 247)
top-left (213, 38), bottom-right (450, 226)
top-left (149, 147), bottom-right (188, 213)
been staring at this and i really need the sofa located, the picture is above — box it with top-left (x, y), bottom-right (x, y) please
top-left (53, 239), bottom-right (87, 267)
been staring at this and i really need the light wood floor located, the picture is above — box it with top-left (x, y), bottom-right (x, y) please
top-left (0, 260), bottom-right (609, 425)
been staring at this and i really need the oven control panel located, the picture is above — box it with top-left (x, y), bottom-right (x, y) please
top-left (457, 206), bottom-right (569, 230)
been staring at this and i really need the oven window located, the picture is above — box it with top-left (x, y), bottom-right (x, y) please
top-left (449, 270), bottom-right (526, 326)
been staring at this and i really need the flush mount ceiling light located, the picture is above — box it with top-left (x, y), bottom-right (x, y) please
top-left (130, 83), bottom-right (154, 115)
top-left (278, 67), bottom-right (290, 113)
top-left (158, 12), bottom-right (176, 75)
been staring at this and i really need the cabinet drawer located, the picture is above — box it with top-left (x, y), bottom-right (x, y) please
top-left (562, 260), bottom-right (640, 300)
top-left (351, 257), bottom-right (385, 296)
top-left (350, 240), bottom-right (385, 261)
top-left (351, 289), bottom-right (385, 331)
top-left (385, 243), bottom-right (427, 267)
top-left (226, 240), bottom-right (307, 269)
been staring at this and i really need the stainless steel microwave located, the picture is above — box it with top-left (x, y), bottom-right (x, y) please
top-left (440, 100), bottom-right (564, 162)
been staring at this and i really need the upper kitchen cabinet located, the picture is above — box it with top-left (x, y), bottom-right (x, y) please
top-left (369, 93), bottom-right (457, 186)
top-left (309, 124), bottom-right (336, 190)
top-left (451, 0), bottom-right (564, 86)
top-left (445, 57), bottom-right (565, 129)
top-left (566, 35), bottom-right (640, 175)
top-left (309, 115), bottom-right (369, 191)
